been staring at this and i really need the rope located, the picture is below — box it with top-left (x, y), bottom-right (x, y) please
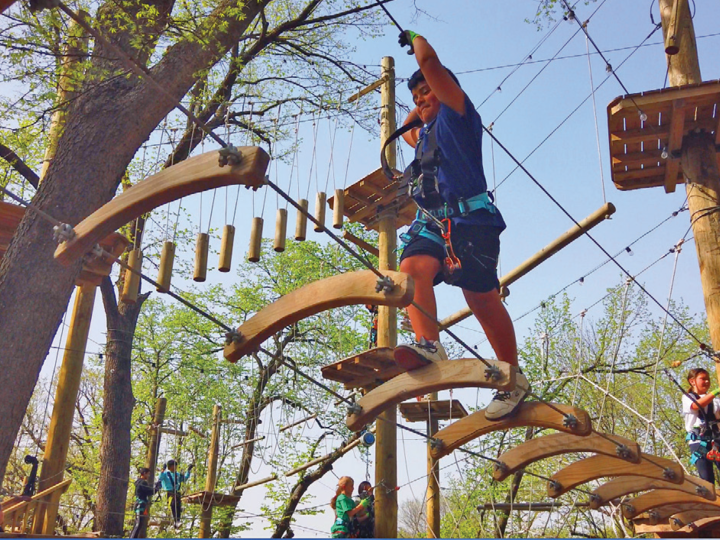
top-left (585, 34), bottom-right (606, 204)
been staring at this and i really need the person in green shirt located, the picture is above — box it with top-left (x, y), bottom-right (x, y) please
top-left (330, 477), bottom-right (371, 538)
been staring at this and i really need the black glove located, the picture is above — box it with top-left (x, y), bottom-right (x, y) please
top-left (154, 480), bottom-right (162, 493)
top-left (187, 463), bottom-right (194, 472)
top-left (398, 30), bottom-right (419, 55)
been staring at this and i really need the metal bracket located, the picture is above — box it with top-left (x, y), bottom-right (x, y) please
top-left (224, 330), bottom-right (243, 345)
top-left (624, 503), bottom-right (635, 515)
top-left (589, 493), bottom-right (602, 505)
top-left (484, 365), bottom-right (502, 382)
top-left (548, 480), bottom-right (562, 494)
top-left (562, 414), bottom-right (578, 430)
top-left (429, 438), bottom-right (443, 450)
top-left (347, 403), bottom-right (362, 416)
top-left (493, 461), bottom-right (508, 475)
top-left (218, 145), bottom-right (243, 167)
top-left (375, 275), bottom-right (394, 294)
top-left (695, 485), bottom-right (709, 497)
top-left (615, 444), bottom-right (632, 460)
top-left (662, 467), bottom-right (676, 481)
top-left (52, 223), bottom-right (76, 244)
top-left (648, 510), bottom-right (660, 524)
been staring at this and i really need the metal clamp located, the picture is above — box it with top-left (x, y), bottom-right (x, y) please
top-left (375, 275), bottom-right (394, 294)
top-left (548, 480), bottom-right (562, 494)
top-left (429, 438), bottom-right (443, 450)
top-left (662, 467), bottom-right (676, 481)
top-left (347, 403), bottom-right (362, 416)
top-left (589, 493), bottom-right (601, 505)
top-left (493, 461), bottom-right (508, 475)
top-left (484, 365), bottom-right (502, 382)
top-left (562, 414), bottom-right (578, 430)
top-left (695, 485), bottom-right (709, 497)
top-left (52, 223), bottom-right (76, 244)
top-left (224, 330), bottom-right (243, 345)
top-left (648, 510), bottom-right (660, 524)
top-left (615, 444), bottom-right (632, 460)
top-left (218, 145), bottom-right (242, 167)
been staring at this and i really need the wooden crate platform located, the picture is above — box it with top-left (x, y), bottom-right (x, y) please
top-left (0, 200), bottom-right (129, 285)
top-left (183, 490), bottom-right (242, 507)
top-left (321, 347), bottom-right (406, 390)
top-left (328, 168), bottom-right (416, 231)
top-left (607, 79), bottom-right (720, 192)
top-left (399, 399), bottom-right (468, 423)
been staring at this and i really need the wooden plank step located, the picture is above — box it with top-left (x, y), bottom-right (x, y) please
top-left (321, 347), bottom-right (405, 390)
top-left (399, 399), bottom-right (468, 423)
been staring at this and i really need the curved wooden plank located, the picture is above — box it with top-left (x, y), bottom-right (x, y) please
top-left (430, 402), bottom-right (592, 460)
top-left (671, 510), bottom-right (720, 531)
top-left (225, 270), bottom-right (414, 362)
top-left (493, 431), bottom-right (640, 482)
top-left (346, 359), bottom-right (515, 432)
top-left (548, 454), bottom-right (684, 498)
top-left (678, 516), bottom-right (720, 534)
top-left (55, 148), bottom-right (269, 265)
top-left (590, 474), bottom-right (715, 509)
top-left (640, 503), bottom-right (720, 525)
top-left (623, 490), bottom-right (720, 520)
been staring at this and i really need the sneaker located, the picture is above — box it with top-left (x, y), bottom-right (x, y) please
top-left (485, 370), bottom-right (530, 420)
top-left (394, 338), bottom-right (448, 371)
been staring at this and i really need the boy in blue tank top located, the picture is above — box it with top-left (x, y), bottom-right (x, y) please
top-left (394, 30), bottom-right (530, 420)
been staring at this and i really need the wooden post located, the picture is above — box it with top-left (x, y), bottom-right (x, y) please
top-left (375, 55), bottom-right (398, 539)
top-left (199, 404), bottom-right (221, 538)
top-left (426, 392), bottom-right (440, 539)
top-left (34, 283), bottom-right (97, 534)
top-left (137, 397), bottom-right (166, 538)
top-left (659, 0), bottom-right (720, 372)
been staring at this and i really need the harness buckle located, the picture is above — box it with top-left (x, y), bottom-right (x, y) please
top-left (457, 197), bottom-right (469, 217)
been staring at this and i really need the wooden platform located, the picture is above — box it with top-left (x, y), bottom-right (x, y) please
top-left (321, 347), bottom-right (405, 390)
top-left (183, 490), bottom-right (242, 507)
top-left (399, 399), bottom-right (468, 423)
top-left (328, 168), bottom-right (415, 231)
top-left (607, 79), bottom-right (720, 192)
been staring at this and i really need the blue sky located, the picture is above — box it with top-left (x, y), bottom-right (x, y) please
top-left (40, 0), bottom-right (720, 535)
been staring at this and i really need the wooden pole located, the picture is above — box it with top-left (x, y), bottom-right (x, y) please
top-left (426, 392), bottom-right (440, 539)
top-left (659, 0), bottom-right (720, 375)
top-left (375, 55), bottom-right (398, 539)
top-left (35, 284), bottom-right (96, 534)
top-left (199, 404), bottom-right (221, 538)
top-left (138, 397), bottom-right (166, 538)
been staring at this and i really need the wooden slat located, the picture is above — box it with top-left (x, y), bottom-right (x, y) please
top-left (590, 474), bottom-right (715, 509)
top-left (321, 347), bottom-right (404, 390)
top-left (55, 148), bottom-right (269, 265)
top-left (623, 490), bottom-right (720, 520)
top-left (430, 402), bottom-right (592, 460)
top-left (663, 100), bottom-right (687, 193)
top-left (224, 270), bottom-right (414, 362)
top-left (671, 510), bottom-right (720, 531)
top-left (493, 431), bottom-right (640, 482)
top-left (548, 454), bottom-right (684, 498)
top-left (346, 359), bottom-right (515, 432)
top-left (399, 399), bottom-right (468, 423)
top-left (639, 503), bottom-right (720, 524)
top-left (608, 80), bottom-right (720, 115)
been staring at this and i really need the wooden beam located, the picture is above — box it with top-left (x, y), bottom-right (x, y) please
top-left (608, 80), bottom-right (720, 115)
top-left (342, 230), bottom-right (379, 257)
top-left (440, 202), bottom-right (615, 329)
top-left (278, 413), bottom-right (317, 432)
top-left (284, 428), bottom-right (373, 477)
top-left (548, 454), bottom-right (685, 499)
top-left (54, 148), bottom-right (269, 265)
top-left (137, 397), bottom-right (166, 538)
top-left (232, 474), bottom-right (277, 493)
top-left (348, 76), bottom-right (387, 103)
top-left (224, 270), bottom-right (413, 361)
top-left (677, 515), bottom-right (720, 534)
top-left (199, 405), bottom-right (221, 538)
top-left (493, 431), bottom-right (640, 482)
top-left (590, 474), bottom-right (715, 509)
top-left (623, 490), bottom-right (720, 520)
top-left (231, 436), bottom-right (265, 449)
top-left (346, 359), bottom-right (515, 432)
top-left (430, 402), bottom-right (592, 460)
top-left (478, 502), bottom-right (590, 512)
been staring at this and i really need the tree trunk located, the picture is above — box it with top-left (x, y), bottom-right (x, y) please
top-left (494, 427), bottom-right (533, 538)
top-left (94, 276), bottom-right (149, 536)
top-left (0, 0), bottom-right (266, 485)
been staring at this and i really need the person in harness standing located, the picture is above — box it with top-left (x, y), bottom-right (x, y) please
top-left (129, 467), bottom-right (160, 538)
top-left (157, 459), bottom-right (193, 528)
top-left (682, 367), bottom-right (720, 483)
top-left (392, 30), bottom-right (529, 420)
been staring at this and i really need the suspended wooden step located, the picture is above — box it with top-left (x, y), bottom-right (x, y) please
top-left (670, 510), bottom-right (720, 531)
top-left (321, 347), bottom-right (404, 390)
top-left (183, 490), bottom-right (242, 507)
top-left (54, 148), bottom-right (269, 265)
top-left (430, 402), bottom-right (592, 460)
top-left (218, 224), bottom-right (235, 272)
top-left (224, 270), bottom-right (414, 362)
top-left (639, 503), bottom-right (720, 525)
top-left (332, 188), bottom-right (344, 229)
top-left (607, 79), bottom-right (720, 192)
top-left (294, 198), bottom-right (309, 241)
top-left (548, 454), bottom-right (685, 499)
top-left (274, 208), bottom-right (287, 252)
top-left (623, 489), bottom-right (720, 520)
top-left (156, 240), bottom-right (175, 292)
top-left (248, 217), bottom-right (263, 262)
top-left (194, 232), bottom-right (209, 282)
top-left (313, 191), bottom-right (326, 232)
top-left (120, 248), bottom-right (142, 303)
top-left (346, 359), bottom-right (515, 432)
top-left (328, 168), bottom-right (414, 232)
top-left (590, 474), bottom-right (715, 509)
top-left (493, 431), bottom-right (640, 482)
top-left (399, 399), bottom-right (468, 423)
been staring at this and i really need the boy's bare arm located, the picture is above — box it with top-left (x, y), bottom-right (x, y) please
top-left (412, 36), bottom-right (465, 115)
top-left (402, 108), bottom-right (422, 147)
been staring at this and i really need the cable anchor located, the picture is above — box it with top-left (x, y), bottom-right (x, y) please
top-left (347, 403), bottom-right (362, 416)
top-left (224, 330), bottom-right (243, 345)
top-left (429, 438), bottom-right (443, 450)
top-left (615, 444), bottom-right (632, 460)
top-left (695, 485), bottom-right (709, 497)
top-left (375, 275), bottom-right (394, 294)
top-left (493, 461), bottom-right (508, 475)
top-left (484, 365), bottom-right (502, 382)
top-left (662, 467), bottom-right (676, 481)
top-left (52, 223), bottom-right (75, 244)
top-left (218, 145), bottom-right (242, 167)
top-left (562, 414), bottom-right (578, 430)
